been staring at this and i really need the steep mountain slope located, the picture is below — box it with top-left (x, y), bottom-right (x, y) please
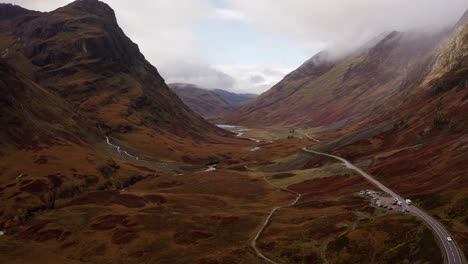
top-left (223, 30), bottom-right (448, 129)
top-left (0, 58), bottom-right (147, 231)
top-left (323, 17), bottom-right (468, 256)
top-left (0, 0), bottom-right (240, 236)
top-left (223, 10), bottom-right (468, 256)
top-left (0, 0), bottom-right (224, 159)
top-left (212, 89), bottom-right (257, 107)
top-left (169, 83), bottom-right (237, 119)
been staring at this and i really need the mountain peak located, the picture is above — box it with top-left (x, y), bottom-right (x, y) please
top-left (60, 0), bottom-right (117, 24)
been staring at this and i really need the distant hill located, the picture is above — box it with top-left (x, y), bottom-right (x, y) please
top-left (212, 89), bottom-right (257, 107)
top-left (169, 83), bottom-right (257, 119)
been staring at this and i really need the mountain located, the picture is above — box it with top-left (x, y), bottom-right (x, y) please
top-left (0, 0), bottom-right (225, 157)
top-left (0, 0), bottom-right (235, 235)
top-left (224, 10), bottom-right (468, 254)
top-left (169, 83), bottom-right (257, 119)
top-left (223, 29), bottom-right (449, 128)
top-left (212, 89), bottom-right (257, 107)
top-left (169, 83), bottom-right (237, 119)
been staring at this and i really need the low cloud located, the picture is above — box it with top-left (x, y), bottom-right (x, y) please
top-left (161, 61), bottom-right (235, 91)
top-left (229, 0), bottom-right (468, 59)
top-left (215, 64), bottom-right (293, 94)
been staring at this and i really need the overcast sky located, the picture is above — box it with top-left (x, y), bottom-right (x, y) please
top-left (7, 0), bottom-right (468, 94)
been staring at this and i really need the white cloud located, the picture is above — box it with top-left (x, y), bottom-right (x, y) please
top-left (215, 8), bottom-right (245, 21)
top-left (229, 0), bottom-right (468, 58)
top-left (214, 64), bottom-right (294, 94)
top-left (162, 60), bottom-right (235, 91)
top-left (7, 0), bottom-right (73, 11)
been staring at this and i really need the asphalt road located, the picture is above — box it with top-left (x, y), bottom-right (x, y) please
top-left (302, 147), bottom-right (464, 264)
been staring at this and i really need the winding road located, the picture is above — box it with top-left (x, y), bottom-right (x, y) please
top-left (302, 147), bottom-right (464, 264)
top-left (246, 167), bottom-right (302, 264)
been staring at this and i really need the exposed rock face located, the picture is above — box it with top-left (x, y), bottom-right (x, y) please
top-left (14, 0), bottom-right (140, 73)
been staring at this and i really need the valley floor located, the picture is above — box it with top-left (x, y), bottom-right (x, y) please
top-left (0, 126), bottom-right (464, 264)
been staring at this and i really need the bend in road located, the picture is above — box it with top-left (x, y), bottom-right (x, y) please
top-left (302, 147), bottom-right (464, 264)
top-left (246, 167), bottom-right (302, 264)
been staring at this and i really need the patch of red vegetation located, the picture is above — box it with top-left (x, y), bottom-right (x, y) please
top-left (309, 219), bottom-right (349, 240)
top-left (271, 173), bottom-right (296, 179)
top-left (227, 165), bottom-right (247, 171)
top-left (69, 190), bottom-right (119, 206)
top-left (128, 251), bottom-right (146, 258)
top-left (257, 161), bottom-right (275, 166)
top-left (46, 174), bottom-right (63, 188)
top-left (222, 159), bottom-right (240, 165)
top-left (112, 228), bottom-right (138, 244)
top-left (289, 175), bottom-right (370, 197)
top-left (35, 229), bottom-right (64, 242)
top-left (34, 155), bottom-right (48, 164)
top-left (157, 180), bottom-right (183, 188)
top-left (208, 215), bottom-right (239, 225)
top-left (174, 230), bottom-right (213, 245)
top-left (18, 219), bottom-right (54, 240)
top-left (20, 179), bottom-right (32, 186)
top-left (91, 214), bottom-right (128, 230)
top-left (61, 241), bottom-right (78, 249)
top-left (59, 231), bottom-right (71, 241)
top-left (304, 252), bottom-right (320, 264)
top-left (0, 182), bottom-right (17, 191)
top-left (181, 155), bottom-right (195, 164)
top-left (298, 200), bottom-right (346, 209)
top-left (20, 179), bottom-right (48, 195)
top-left (143, 194), bottom-right (166, 204)
top-left (124, 163), bottom-right (157, 173)
top-left (69, 191), bottom-right (147, 208)
top-left (302, 158), bottom-right (326, 169)
top-left (7, 191), bottom-right (22, 199)
top-left (258, 241), bottom-right (276, 252)
top-left (113, 194), bottom-right (146, 208)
